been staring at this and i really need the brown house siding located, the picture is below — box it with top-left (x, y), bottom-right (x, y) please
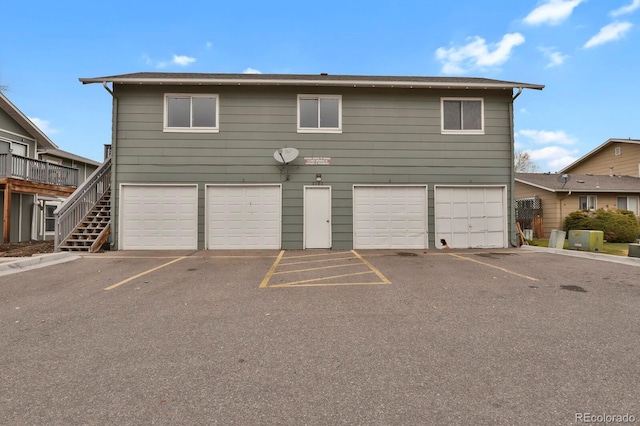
top-left (516, 182), bottom-right (639, 238)
top-left (565, 143), bottom-right (640, 177)
top-left (515, 181), bottom-right (562, 237)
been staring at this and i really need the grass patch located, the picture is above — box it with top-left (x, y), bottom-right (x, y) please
top-left (527, 239), bottom-right (629, 256)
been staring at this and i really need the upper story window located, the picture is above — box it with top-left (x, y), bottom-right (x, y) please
top-left (164, 94), bottom-right (219, 132)
top-left (441, 98), bottom-right (484, 134)
top-left (298, 95), bottom-right (342, 133)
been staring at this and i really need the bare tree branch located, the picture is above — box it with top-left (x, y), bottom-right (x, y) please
top-left (514, 150), bottom-right (540, 172)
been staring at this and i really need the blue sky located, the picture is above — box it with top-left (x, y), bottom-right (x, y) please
top-left (1, 0), bottom-right (638, 172)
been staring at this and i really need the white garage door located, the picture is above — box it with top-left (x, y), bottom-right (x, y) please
top-left (353, 185), bottom-right (428, 249)
top-left (120, 184), bottom-right (198, 250)
top-left (206, 185), bottom-right (281, 249)
top-left (435, 186), bottom-right (506, 249)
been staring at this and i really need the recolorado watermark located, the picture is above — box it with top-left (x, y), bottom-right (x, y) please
top-left (575, 413), bottom-right (636, 424)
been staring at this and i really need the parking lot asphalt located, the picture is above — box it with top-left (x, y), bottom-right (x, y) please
top-left (1, 248), bottom-right (639, 425)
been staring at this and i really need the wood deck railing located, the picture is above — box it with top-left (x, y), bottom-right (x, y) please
top-left (0, 153), bottom-right (79, 187)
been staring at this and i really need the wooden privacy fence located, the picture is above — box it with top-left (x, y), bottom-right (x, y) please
top-left (516, 197), bottom-right (543, 239)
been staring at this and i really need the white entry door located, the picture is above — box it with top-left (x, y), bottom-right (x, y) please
top-left (304, 186), bottom-right (332, 248)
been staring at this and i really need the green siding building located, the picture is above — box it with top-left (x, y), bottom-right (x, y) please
top-left (80, 73), bottom-right (543, 250)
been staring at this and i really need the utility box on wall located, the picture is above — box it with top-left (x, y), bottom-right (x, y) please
top-left (568, 230), bottom-right (604, 252)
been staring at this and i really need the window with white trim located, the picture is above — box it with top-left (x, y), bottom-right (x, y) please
top-left (579, 195), bottom-right (597, 211)
top-left (297, 95), bottom-right (342, 133)
top-left (617, 196), bottom-right (639, 215)
top-left (11, 141), bottom-right (28, 157)
top-left (441, 98), bottom-right (484, 134)
top-left (44, 202), bottom-right (60, 234)
top-left (164, 94), bottom-right (219, 132)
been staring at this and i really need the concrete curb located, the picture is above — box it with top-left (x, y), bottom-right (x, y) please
top-left (0, 252), bottom-right (81, 277)
top-left (519, 245), bottom-right (640, 267)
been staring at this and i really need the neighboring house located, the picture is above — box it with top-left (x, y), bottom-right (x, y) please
top-left (515, 172), bottom-right (640, 238)
top-left (77, 72), bottom-right (543, 250)
top-left (560, 138), bottom-right (640, 178)
top-left (0, 92), bottom-right (100, 243)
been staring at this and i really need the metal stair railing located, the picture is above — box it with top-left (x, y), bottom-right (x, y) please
top-left (54, 157), bottom-right (112, 251)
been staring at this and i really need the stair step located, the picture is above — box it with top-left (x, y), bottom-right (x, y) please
top-left (58, 188), bottom-right (111, 252)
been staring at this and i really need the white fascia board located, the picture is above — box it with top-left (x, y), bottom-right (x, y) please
top-left (515, 179), bottom-right (558, 193)
top-left (0, 92), bottom-right (58, 149)
top-left (80, 77), bottom-right (544, 91)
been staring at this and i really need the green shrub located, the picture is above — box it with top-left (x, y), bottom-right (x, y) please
top-left (563, 208), bottom-right (639, 243)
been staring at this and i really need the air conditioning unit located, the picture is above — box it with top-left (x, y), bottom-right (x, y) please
top-left (568, 230), bottom-right (604, 252)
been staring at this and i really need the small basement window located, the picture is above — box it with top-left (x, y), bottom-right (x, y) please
top-left (164, 94), bottom-right (219, 132)
top-left (441, 98), bottom-right (484, 134)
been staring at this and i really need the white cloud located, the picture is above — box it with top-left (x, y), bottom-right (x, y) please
top-left (524, 0), bottom-right (585, 26)
top-left (435, 33), bottom-right (525, 74)
top-left (610, 0), bottom-right (640, 17)
top-left (173, 55), bottom-right (196, 66)
top-left (206, 41), bottom-right (213, 49)
top-left (527, 146), bottom-right (579, 171)
top-left (141, 54), bottom-right (193, 68)
top-left (28, 117), bottom-right (58, 135)
top-left (584, 21), bottom-right (633, 48)
top-left (243, 67), bottom-right (262, 74)
top-left (518, 129), bottom-right (577, 145)
top-left (539, 46), bottom-right (569, 68)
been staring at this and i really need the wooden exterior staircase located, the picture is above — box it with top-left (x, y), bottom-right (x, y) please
top-left (55, 157), bottom-right (111, 253)
top-left (58, 190), bottom-right (111, 252)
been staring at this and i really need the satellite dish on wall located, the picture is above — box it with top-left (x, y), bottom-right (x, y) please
top-left (274, 147), bottom-right (299, 164)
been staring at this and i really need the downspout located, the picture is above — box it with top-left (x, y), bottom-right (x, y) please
top-left (509, 95), bottom-right (518, 247)
top-left (512, 87), bottom-right (523, 101)
top-left (102, 81), bottom-right (117, 249)
top-left (510, 87), bottom-right (526, 246)
top-left (559, 191), bottom-right (572, 230)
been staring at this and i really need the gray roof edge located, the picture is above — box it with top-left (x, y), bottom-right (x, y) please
top-left (515, 178), bottom-right (557, 192)
top-left (516, 173), bottom-right (640, 192)
top-left (79, 73), bottom-right (544, 90)
top-left (0, 92), bottom-right (58, 149)
top-left (40, 148), bottom-right (101, 166)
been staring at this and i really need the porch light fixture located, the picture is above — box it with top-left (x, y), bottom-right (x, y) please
top-left (315, 174), bottom-right (322, 184)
